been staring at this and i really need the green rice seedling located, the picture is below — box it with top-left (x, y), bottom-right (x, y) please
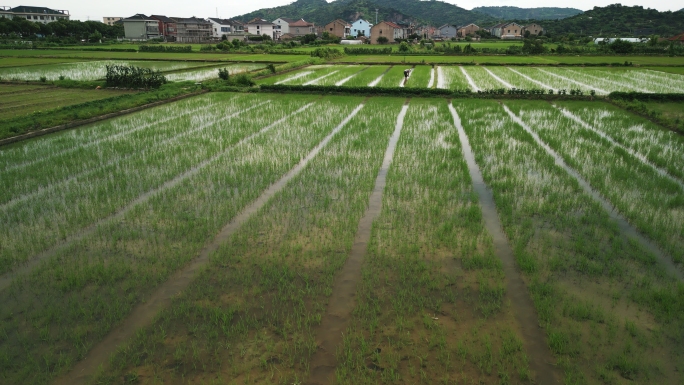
top-left (0, 93), bottom-right (364, 384)
top-left (85, 96), bottom-right (405, 384)
top-left (375, 66), bottom-right (410, 88)
top-left (436, 66), bottom-right (471, 90)
top-left (335, 99), bottom-right (529, 384)
top-left (556, 101), bottom-right (684, 181)
top-left (314, 65), bottom-right (364, 86)
top-left (166, 64), bottom-right (265, 82)
top-left (455, 99), bottom-right (684, 384)
top-left (0, 60), bottom-right (213, 81)
top-left (343, 66), bottom-right (390, 87)
top-left (506, 100), bottom-right (684, 268)
top-left (404, 65), bottom-right (431, 88)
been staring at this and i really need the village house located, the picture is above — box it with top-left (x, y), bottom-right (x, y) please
top-left (351, 19), bottom-right (372, 38)
top-left (523, 23), bottom-right (544, 36)
top-left (123, 14), bottom-right (160, 40)
top-left (324, 19), bottom-right (351, 38)
top-left (370, 21), bottom-right (406, 44)
top-left (500, 22), bottom-right (523, 39)
top-left (436, 24), bottom-right (458, 39)
top-left (273, 17), bottom-right (296, 37)
top-left (172, 17), bottom-right (212, 43)
top-left (289, 19), bottom-right (316, 37)
top-left (102, 17), bottom-right (122, 26)
top-left (246, 18), bottom-right (276, 39)
top-left (150, 15), bottom-right (176, 41)
top-left (458, 23), bottom-right (480, 38)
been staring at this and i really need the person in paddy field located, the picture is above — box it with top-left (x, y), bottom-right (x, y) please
top-left (403, 69), bottom-right (411, 85)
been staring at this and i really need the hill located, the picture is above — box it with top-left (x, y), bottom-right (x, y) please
top-left (232, 0), bottom-right (494, 27)
top-left (535, 4), bottom-right (684, 37)
top-left (472, 6), bottom-right (582, 20)
top-left (233, 0), bottom-right (414, 26)
top-left (361, 0), bottom-right (494, 26)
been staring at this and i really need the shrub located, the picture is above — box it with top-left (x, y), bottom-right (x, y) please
top-left (139, 45), bottom-right (192, 53)
top-left (218, 68), bottom-right (230, 80)
top-left (105, 65), bottom-right (167, 89)
top-left (310, 47), bottom-right (344, 59)
top-left (377, 36), bottom-right (389, 44)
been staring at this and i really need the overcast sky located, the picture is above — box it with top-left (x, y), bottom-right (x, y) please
top-left (32, 0), bottom-right (679, 22)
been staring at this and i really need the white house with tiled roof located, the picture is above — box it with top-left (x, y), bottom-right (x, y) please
top-left (4, 5), bottom-right (69, 23)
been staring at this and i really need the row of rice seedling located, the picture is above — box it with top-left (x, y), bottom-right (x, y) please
top-left (505, 100), bottom-right (684, 267)
top-left (336, 99), bottom-right (531, 384)
top-left (0, 95), bottom-right (306, 276)
top-left (455, 99), bottom-right (684, 384)
top-left (581, 69), bottom-right (684, 93)
top-left (165, 63), bottom-right (265, 82)
top-left (0, 97), bottom-right (220, 173)
top-left (0, 97), bottom-right (240, 203)
top-left (315, 65), bottom-right (365, 86)
top-left (0, 60), bottom-right (214, 81)
top-left (87, 97), bottom-right (405, 384)
top-left (0, 94), bottom-right (361, 385)
top-left (557, 101), bottom-right (684, 181)
top-left (484, 66), bottom-right (549, 90)
top-left (345, 65), bottom-right (391, 87)
top-left (374, 66), bottom-right (409, 88)
top-left (261, 65), bottom-right (333, 85)
top-left (436, 66), bottom-right (470, 90)
top-left (404, 65), bottom-right (431, 88)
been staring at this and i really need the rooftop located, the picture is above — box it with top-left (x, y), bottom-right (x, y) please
top-left (9, 5), bottom-right (68, 15)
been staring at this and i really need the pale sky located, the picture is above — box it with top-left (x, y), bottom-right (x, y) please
top-left (26, 0), bottom-right (679, 22)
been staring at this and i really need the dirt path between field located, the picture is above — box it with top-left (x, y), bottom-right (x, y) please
top-left (503, 104), bottom-right (684, 281)
top-left (53, 101), bottom-right (367, 385)
top-left (449, 102), bottom-right (562, 385)
top-left (0, 102), bottom-right (310, 293)
top-left (306, 100), bottom-right (409, 385)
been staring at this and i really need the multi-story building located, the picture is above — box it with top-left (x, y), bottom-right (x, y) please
top-left (351, 19), bottom-right (372, 38)
top-left (4, 6), bottom-right (69, 23)
top-left (324, 19), bottom-right (351, 38)
top-left (246, 18), bottom-right (276, 40)
top-left (273, 17), bottom-right (296, 36)
top-left (1, 6), bottom-right (12, 19)
top-left (103, 17), bottom-right (122, 26)
top-left (172, 17), bottom-right (213, 43)
top-left (123, 14), bottom-right (160, 40)
top-left (149, 15), bottom-right (177, 41)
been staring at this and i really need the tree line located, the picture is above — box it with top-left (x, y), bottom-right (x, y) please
top-left (0, 18), bottom-right (124, 42)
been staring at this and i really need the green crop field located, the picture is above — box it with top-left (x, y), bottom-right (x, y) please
top-left (0, 90), bottom-right (683, 385)
top-left (258, 64), bottom-right (684, 94)
top-left (0, 84), bottom-right (134, 120)
top-left (0, 60), bottom-right (254, 82)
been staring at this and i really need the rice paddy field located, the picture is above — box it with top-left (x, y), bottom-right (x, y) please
top-left (258, 64), bottom-right (684, 94)
top-left (0, 89), bottom-right (683, 385)
top-left (0, 60), bottom-right (264, 82)
top-left (0, 84), bottom-right (134, 120)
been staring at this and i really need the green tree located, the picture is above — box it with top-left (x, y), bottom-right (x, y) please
top-left (377, 36), bottom-right (389, 44)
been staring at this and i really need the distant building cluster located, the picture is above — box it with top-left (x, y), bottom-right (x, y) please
top-left (0, 5), bottom-right (69, 23)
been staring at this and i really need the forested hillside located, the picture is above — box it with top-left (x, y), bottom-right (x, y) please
top-left (232, 0), bottom-right (493, 27)
top-left (535, 4), bottom-right (684, 37)
top-left (234, 0), bottom-right (415, 25)
top-left (472, 6), bottom-right (582, 20)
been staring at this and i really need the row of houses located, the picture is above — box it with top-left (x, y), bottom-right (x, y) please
top-left (0, 5), bottom-right (69, 23)
top-left (433, 22), bottom-right (544, 40)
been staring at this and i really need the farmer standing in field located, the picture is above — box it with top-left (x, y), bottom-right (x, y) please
top-left (403, 69), bottom-right (411, 85)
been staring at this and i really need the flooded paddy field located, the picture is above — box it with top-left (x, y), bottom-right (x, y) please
top-left (0, 93), bottom-right (682, 385)
top-left (258, 64), bottom-right (684, 94)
